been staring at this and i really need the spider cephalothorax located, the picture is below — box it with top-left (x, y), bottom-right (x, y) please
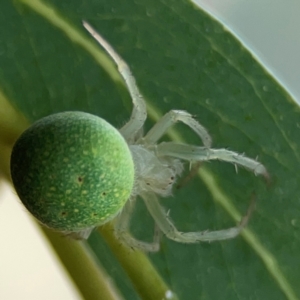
top-left (10, 21), bottom-right (268, 251)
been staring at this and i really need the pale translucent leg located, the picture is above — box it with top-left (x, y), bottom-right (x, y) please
top-left (143, 110), bottom-right (212, 148)
top-left (83, 22), bottom-right (147, 140)
top-left (114, 198), bottom-right (161, 252)
top-left (155, 142), bottom-right (269, 180)
top-left (142, 192), bottom-right (255, 243)
top-left (64, 227), bottom-right (94, 240)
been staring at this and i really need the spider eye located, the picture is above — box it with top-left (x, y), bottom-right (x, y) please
top-left (10, 111), bottom-right (134, 232)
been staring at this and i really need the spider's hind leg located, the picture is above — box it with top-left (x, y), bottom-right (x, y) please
top-left (114, 198), bottom-right (161, 252)
top-left (142, 193), bottom-right (255, 244)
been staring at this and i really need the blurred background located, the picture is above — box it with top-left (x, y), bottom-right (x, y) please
top-left (1, 1), bottom-right (300, 299)
top-left (196, 0), bottom-right (300, 101)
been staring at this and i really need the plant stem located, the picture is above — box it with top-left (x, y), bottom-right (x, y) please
top-left (98, 224), bottom-right (179, 300)
top-left (43, 228), bottom-right (124, 300)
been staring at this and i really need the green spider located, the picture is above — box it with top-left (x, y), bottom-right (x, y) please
top-left (10, 22), bottom-right (268, 251)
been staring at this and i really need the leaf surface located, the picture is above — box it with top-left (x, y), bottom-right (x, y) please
top-left (1, 0), bottom-right (300, 299)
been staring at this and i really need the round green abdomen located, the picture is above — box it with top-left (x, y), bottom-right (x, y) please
top-left (10, 111), bottom-right (134, 232)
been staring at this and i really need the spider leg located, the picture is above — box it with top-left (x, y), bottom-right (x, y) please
top-left (83, 22), bottom-right (147, 140)
top-left (142, 192), bottom-right (255, 243)
top-left (63, 227), bottom-right (94, 240)
top-left (155, 142), bottom-right (269, 181)
top-left (114, 197), bottom-right (161, 252)
top-left (143, 110), bottom-right (212, 148)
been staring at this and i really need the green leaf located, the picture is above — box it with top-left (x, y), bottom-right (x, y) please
top-left (2, 0), bottom-right (300, 299)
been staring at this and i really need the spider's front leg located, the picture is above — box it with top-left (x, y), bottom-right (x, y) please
top-left (143, 110), bottom-right (212, 148)
top-left (155, 142), bottom-right (269, 180)
top-left (142, 192), bottom-right (255, 244)
top-left (83, 22), bottom-right (147, 141)
top-left (114, 198), bottom-right (161, 252)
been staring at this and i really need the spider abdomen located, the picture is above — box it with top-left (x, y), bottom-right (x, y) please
top-left (10, 111), bottom-right (134, 232)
